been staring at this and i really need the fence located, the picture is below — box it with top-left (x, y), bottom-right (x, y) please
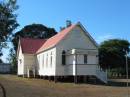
top-left (0, 63), bottom-right (11, 74)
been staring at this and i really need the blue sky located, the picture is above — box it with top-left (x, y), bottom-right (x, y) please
top-left (1, 0), bottom-right (130, 62)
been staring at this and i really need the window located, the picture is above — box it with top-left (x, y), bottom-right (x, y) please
top-left (62, 50), bottom-right (66, 65)
top-left (50, 52), bottom-right (53, 67)
top-left (38, 56), bottom-right (40, 64)
top-left (42, 54), bottom-right (44, 68)
top-left (19, 59), bottom-right (22, 64)
top-left (39, 55), bottom-right (41, 64)
top-left (39, 55), bottom-right (42, 69)
top-left (46, 54), bottom-right (48, 67)
top-left (84, 54), bottom-right (87, 64)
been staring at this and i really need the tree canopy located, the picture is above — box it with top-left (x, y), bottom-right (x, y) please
top-left (0, 0), bottom-right (19, 56)
top-left (12, 23), bottom-right (57, 51)
top-left (0, 59), bottom-right (3, 63)
top-left (99, 39), bottom-right (130, 69)
top-left (7, 48), bottom-right (17, 73)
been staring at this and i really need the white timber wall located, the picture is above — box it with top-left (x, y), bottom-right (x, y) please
top-left (56, 25), bottom-right (98, 76)
top-left (66, 55), bottom-right (97, 65)
top-left (65, 64), bottom-right (97, 75)
top-left (24, 54), bottom-right (36, 74)
top-left (36, 47), bottom-right (56, 76)
top-left (65, 55), bottom-right (98, 75)
top-left (17, 45), bottom-right (24, 75)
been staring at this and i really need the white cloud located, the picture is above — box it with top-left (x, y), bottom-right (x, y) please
top-left (96, 34), bottom-right (114, 43)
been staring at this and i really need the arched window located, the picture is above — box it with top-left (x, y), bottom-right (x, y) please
top-left (84, 54), bottom-right (87, 64)
top-left (19, 59), bottom-right (22, 64)
top-left (62, 50), bottom-right (66, 65)
top-left (50, 52), bottom-right (53, 67)
top-left (46, 54), bottom-right (48, 67)
top-left (42, 54), bottom-right (44, 68)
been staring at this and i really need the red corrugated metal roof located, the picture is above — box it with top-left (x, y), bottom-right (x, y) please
top-left (20, 38), bottom-right (47, 54)
top-left (37, 24), bottom-right (76, 53)
top-left (20, 24), bottom-right (76, 54)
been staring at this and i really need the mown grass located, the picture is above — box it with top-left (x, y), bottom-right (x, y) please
top-left (0, 74), bottom-right (129, 97)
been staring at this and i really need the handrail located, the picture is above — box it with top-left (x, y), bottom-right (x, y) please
top-left (96, 69), bottom-right (107, 83)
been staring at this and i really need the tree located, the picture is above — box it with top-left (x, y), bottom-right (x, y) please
top-left (12, 24), bottom-right (57, 51)
top-left (7, 48), bottom-right (17, 73)
top-left (0, 59), bottom-right (3, 63)
top-left (99, 39), bottom-right (130, 69)
top-left (0, 0), bottom-right (19, 56)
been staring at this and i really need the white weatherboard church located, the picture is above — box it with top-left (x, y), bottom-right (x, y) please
top-left (17, 22), bottom-right (107, 83)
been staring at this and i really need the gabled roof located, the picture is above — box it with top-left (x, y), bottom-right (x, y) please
top-left (18, 22), bottom-right (98, 54)
top-left (37, 24), bottom-right (76, 53)
top-left (20, 38), bottom-right (47, 54)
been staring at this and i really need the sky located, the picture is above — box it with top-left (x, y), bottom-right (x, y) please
top-left (1, 0), bottom-right (130, 62)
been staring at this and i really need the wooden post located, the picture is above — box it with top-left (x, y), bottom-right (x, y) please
top-left (74, 76), bottom-right (77, 84)
top-left (83, 76), bottom-right (87, 83)
top-left (27, 69), bottom-right (30, 78)
top-left (54, 76), bottom-right (57, 83)
top-left (49, 76), bottom-right (51, 82)
top-left (74, 54), bottom-right (78, 84)
top-left (33, 68), bottom-right (35, 78)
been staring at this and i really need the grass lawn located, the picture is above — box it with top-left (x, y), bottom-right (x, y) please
top-left (0, 74), bottom-right (129, 97)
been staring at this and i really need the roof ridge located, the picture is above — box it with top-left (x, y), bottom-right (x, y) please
top-left (20, 37), bottom-right (48, 40)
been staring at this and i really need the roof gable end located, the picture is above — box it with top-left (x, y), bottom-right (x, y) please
top-left (76, 22), bottom-right (98, 48)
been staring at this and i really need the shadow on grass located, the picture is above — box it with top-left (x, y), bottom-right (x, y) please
top-left (57, 78), bottom-right (130, 87)
top-left (107, 81), bottom-right (130, 87)
top-left (7, 74), bottom-right (130, 87)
